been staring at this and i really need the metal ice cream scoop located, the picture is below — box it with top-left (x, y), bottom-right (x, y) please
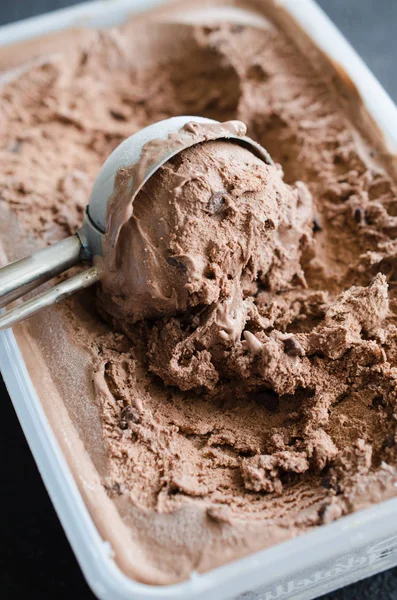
top-left (0, 116), bottom-right (272, 331)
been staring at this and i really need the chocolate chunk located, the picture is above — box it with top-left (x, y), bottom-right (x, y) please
top-left (254, 389), bottom-right (280, 413)
top-left (312, 216), bottom-right (322, 232)
top-left (204, 268), bottom-right (216, 280)
top-left (105, 481), bottom-right (122, 497)
top-left (79, 51), bottom-right (88, 66)
top-left (263, 218), bottom-right (275, 230)
top-left (167, 257), bottom-right (187, 273)
top-left (321, 475), bottom-right (333, 490)
top-left (203, 25), bottom-right (220, 35)
top-left (283, 336), bottom-right (305, 357)
top-left (336, 392), bottom-right (349, 405)
top-left (119, 406), bottom-right (140, 429)
top-left (354, 207), bottom-right (364, 224)
top-left (247, 63), bottom-right (269, 82)
top-left (318, 504), bottom-right (327, 520)
top-left (371, 395), bottom-right (385, 410)
top-left (109, 109), bottom-right (126, 121)
top-left (383, 434), bottom-right (395, 449)
top-left (110, 482), bottom-right (121, 496)
top-left (206, 192), bottom-right (226, 215)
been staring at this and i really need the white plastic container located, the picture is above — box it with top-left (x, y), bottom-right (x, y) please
top-left (2, 2), bottom-right (397, 599)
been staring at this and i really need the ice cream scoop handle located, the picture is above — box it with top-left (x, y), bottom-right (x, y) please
top-left (0, 234), bottom-right (84, 309)
top-left (0, 266), bottom-right (99, 332)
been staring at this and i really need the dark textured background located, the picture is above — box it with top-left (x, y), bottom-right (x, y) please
top-left (1, 1), bottom-right (397, 598)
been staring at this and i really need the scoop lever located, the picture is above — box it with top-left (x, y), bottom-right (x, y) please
top-left (0, 234), bottom-right (86, 309)
top-left (0, 265), bottom-right (99, 331)
top-left (0, 232), bottom-right (99, 331)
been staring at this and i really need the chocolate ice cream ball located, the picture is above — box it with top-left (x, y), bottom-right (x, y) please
top-left (99, 139), bottom-right (312, 324)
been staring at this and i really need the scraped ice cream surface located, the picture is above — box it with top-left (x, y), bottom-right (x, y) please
top-left (2, 0), bottom-right (397, 585)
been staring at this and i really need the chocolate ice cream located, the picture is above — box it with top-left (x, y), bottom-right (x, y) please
top-left (2, 0), bottom-right (397, 586)
top-left (99, 126), bottom-right (312, 330)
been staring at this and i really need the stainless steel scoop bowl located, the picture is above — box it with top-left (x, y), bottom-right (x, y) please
top-left (0, 116), bottom-right (272, 331)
